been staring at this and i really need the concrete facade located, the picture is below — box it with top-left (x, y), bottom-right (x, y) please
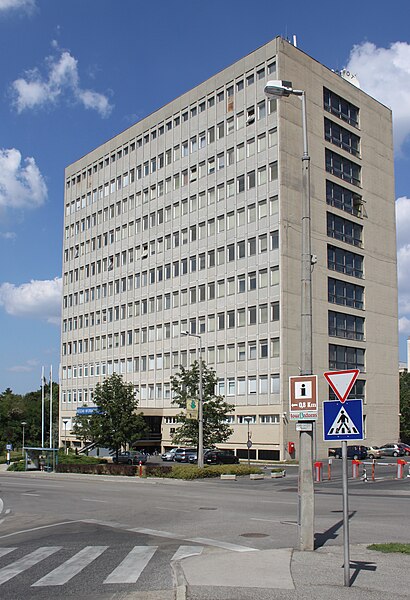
top-left (60, 37), bottom-right (399, 460)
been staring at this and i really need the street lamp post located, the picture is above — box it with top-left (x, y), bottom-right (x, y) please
top-left (62, 419), bottom-right (69, 455)
top-left (181, 331), bottom-right (204, 468)
top-left (244, 417), bottom-right (252, 467)
top-left (265, 80), bottom-right (314, 552)
top-left (21, 421), bottom-right (27, 471)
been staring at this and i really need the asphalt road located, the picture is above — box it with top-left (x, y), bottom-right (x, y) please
top-left (0, 462), bottom-right (409, 598)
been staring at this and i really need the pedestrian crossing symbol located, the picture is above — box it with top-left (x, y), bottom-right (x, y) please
top-left (323, 399), bottom-right (363, 441)
top-left (328, 406), bottom-right (359, 435)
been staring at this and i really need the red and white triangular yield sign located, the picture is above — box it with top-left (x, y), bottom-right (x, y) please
top-left (324, 369), bottom-right (359, 403)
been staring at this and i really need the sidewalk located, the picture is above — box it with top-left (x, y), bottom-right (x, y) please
top-left (175, 543), bottom-right (410, 600)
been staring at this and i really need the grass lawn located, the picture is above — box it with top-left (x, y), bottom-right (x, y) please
top-left (367, 543), bottom-right (410, 554)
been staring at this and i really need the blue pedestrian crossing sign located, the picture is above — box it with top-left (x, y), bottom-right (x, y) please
top-left (323, 399), bottom-right (363, 441)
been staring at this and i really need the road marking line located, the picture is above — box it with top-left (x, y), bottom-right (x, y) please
top-left (130, 527), bottom-right (259, 552)
top-left (22, 493), bottom-right (40, 497)
top-left (0, 520), bottom-right (81, 540)
top-left (81, 498), bottom-right (108, 503)
top-left (32, 546), bottom-right (108, 586)
top-left (130, 528), bottom-right (177, 539)
top-left (103, 546), bottom-right (157, 584)
top-left (251, 517), bottom-right (284, 523)
top-left (81, 518), bottom-right (130, 529)
top-left (0, 547), bottom-right (61, 585)
top-left (0, 499), bottom-right (3, 514)
top-left (0, 481), bottom-right (63, 488)
top-left (154, 506), bottom-right (191, 513)
top-left (0, 548), bottom-right (16, 559)
top-left (185, 537), bottom-right (259, 552)
top-left (171, 545), bottom-right (204, 561)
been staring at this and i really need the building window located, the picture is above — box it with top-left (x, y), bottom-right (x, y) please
top-left (325, 149), bottom-right (360, 186)
top-left (328, 311), bottom-right (365, 341)
top-left (325, 118), bottom-right (360, 156)
top-left (329, 344), bottom-right (365, 372)
top-left (260, 414), bottom-right (279, 424)
top-left (323, 88), bottom-right (359, 127)
top-left (328, 277), bottom-right (364, 310)
top-left (329, 379), bottom-right (365, 401)
top-left (326, 180), bottom-right (362, 217)
top-left (238, 415), bottom-right (256, 424)
top-left (327, 212), bottom-right (362, 247)
top-left (327, 245), bottom-right (363, 279)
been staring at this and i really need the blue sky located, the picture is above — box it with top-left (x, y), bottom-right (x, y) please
top-left (1, 0), bottom-right (410, 394)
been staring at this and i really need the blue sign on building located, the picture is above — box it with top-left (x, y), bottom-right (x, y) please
top-left (323, 399), bottom-right (363, 441)
top-left (76, 406), bottom-right (100, 415)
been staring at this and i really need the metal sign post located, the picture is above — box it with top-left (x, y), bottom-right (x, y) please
top-left (342, 440), bottom-right (350, 587)
top-left (323, 369), bottom-right (363, 588)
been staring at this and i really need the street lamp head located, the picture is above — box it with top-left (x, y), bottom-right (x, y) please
top-left (21, 421), bottom-right (27, 426)
top-left (244, 416), bottom-right (252, 423)
top-left (180, 330), bottom-right (190, 336)
top-left (264, 80), bottom-right (293, 98)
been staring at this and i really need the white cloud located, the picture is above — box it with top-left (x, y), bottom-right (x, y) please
top-left (0, 148), bottom-right (47, 210)
top-left (8, 359), bottom-right (39, 373)
top-left (395, 198), bottom-right (410, 320)
top-left (346, 41), bottom-right (410, 153)
top-left (398, 244), bottom-right (410, 312)
top-left (0, 277), bottom-right (62, 324)
top-left (0, 231), bottom-right (16, 240)
top-left (399, 316), bottom-right (410, 335)
top-left (11, 48), bottom-right (113, 117)
top-left (0, 0), bottom-right (35, 14)
top-left (396, 196), bottom-right (410, 249)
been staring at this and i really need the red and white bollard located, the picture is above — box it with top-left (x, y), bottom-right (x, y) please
top-left (139, 460), bottom-right (143, 477)
top-left (327, 458), bottom-right (332, 481)
top-left (352, 459), bottom-right (361, 478)
top-left (314, 461), bottom-right (323, 483)
top-left (396, 459), bottom-right (406, 479)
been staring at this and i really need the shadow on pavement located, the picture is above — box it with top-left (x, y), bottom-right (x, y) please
top-left (314, 510), bottom-right (356, 550)
top-left (348, 560), bottom-right (377, 586)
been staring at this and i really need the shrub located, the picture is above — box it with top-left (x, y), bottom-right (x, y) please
top-left (7, 461), bottom-right (26, 472)
top-left (146, 464), bottom-right (264, 480)
top-left (0, 453), bottom-right (23, 464)
top-left (55, 463), bottom-right (137, 475)
top-left (57, 453), bottom-right (106, 465)
top-left (144, 464), bottom-right (173, 477)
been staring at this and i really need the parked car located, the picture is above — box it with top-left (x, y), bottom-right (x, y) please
top-left (378, 444), bottom-right (405, 457)
top-left (205, 449), bottom-right (239, 465)
top-left (188, 449), bottom-right (215, 463)
top-left (161, 448), bottom-right (179, 462)
top-left (398, 443), bottom-right (410, 456)
top-left (330, 445), bottom-right (367, 460)
top-left (366, 446), bottom-right (382, 459)
top-left (112, 451), bottom-right (147, 465)
top-left (173, 448), bottom-right (197, 462)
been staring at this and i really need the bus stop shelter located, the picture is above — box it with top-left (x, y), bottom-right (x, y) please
top-left (23, 447), bottom-right (59, 472)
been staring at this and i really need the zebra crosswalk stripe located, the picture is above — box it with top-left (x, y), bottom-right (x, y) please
top-left (103, 546), bottom-right (157, 584)
top-left (32, 546), bottom-right (108, 587)
top-left (0, 546), bottom-right (61, 585)
top-left (171, 545), bottom-right (204, 561)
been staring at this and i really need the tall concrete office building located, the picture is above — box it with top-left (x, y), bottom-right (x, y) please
top-left (60, 37), bottom-right (398, 459)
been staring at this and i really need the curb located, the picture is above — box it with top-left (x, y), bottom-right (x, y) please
top-left (171, 559), bottom-right (188, 600)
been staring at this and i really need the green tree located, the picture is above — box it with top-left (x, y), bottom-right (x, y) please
top-left (400, 372), bottom-right (410, 443)
top-left (72, 373), bottom-right (147, 460)
top-left (170, 360), bottom-right (235, 447)
top-left (0, 383), bottom-right (59, 452)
